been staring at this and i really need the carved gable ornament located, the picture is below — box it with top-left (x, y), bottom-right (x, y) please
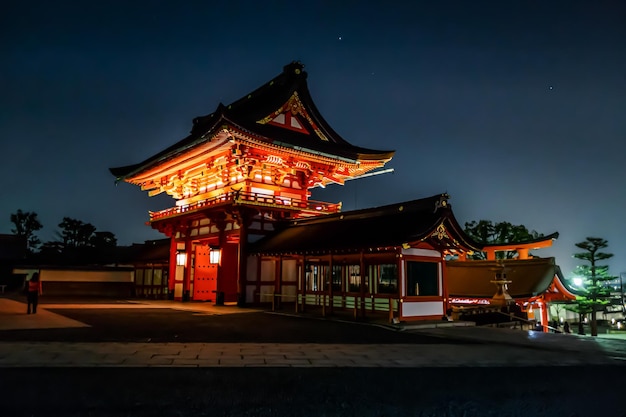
top-left (257, 92), bottom-right (329, 141)
top-left (432, 224), bottom-right (450, 240)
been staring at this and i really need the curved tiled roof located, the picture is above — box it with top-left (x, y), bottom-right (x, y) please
top-left (249, 194), bottom-right (483, 255)
top-left (110, 62), bottom-right (394, 180)
top-left (446, 257), bottom-right (565, 299)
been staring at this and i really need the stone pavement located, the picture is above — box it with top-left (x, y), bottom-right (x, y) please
top-left (1, 296), bottom-right (625, 368)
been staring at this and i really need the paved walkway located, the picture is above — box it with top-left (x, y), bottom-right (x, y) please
top-left (1, 297), bottom-right (625, 368)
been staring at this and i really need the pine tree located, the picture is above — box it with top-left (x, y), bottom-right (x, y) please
top-left (571, 237), bottom-right (615, 336)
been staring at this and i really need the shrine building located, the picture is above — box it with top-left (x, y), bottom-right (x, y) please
top-left (110, 62), bottom-right (572, 322)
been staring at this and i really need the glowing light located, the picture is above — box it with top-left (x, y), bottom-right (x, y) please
top-left (176, 252), bottom-right (187, 266)
top-left (449, 298), bottom-right (490, 305)
top-left (266, 155), bottom-right (283, 164)
top-left (209, 247), bottom-right (221, 264)
top-left (573, 277), bottom-right (583, 286)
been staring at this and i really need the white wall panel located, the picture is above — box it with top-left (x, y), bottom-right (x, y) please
top-left (401, 301), bottom-right (444, 317)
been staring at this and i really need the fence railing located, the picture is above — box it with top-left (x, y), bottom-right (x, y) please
top-left (263, 292), bottom-right (399, 322)
top-left (150, 191), bottom-right (340, 221)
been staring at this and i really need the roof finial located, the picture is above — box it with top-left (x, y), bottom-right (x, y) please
top-left (284, 61), bottom-right (305, 75)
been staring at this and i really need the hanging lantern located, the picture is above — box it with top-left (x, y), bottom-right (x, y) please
top-left (209, 247), bottom-right (222, 264)
top-left (176, 252), bottom-right (187, 266)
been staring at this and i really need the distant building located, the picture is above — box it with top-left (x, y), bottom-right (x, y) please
top-left (0, 234), bottom-right (27, 290)
top-left (118, 239), bottom-right (170, 298)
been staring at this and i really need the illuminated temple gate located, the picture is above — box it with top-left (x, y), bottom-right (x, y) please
top-left (110, 62), bottom-right (394, 305)
top-left (111, 62), bottom-right (567, 322)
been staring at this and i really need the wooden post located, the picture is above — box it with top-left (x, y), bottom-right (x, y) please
top-left (272, 256), bottom-right (282, 310)
top-left (328, 254), bottom-right (333, 315)
top-left (168, 237), bottom-right (177, 298)
top-left (359, 251), bottom-right (366, 319)
top-left (182, 239), bottom-right (192, 302)
top-left (235, 209), bottom-right (253, 307)
top-left (301, 255), bottom-right (307, 313)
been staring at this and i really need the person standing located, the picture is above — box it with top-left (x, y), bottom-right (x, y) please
top-left (26, 272), bottom-right (42, 314)
top-left (563, 321), bottom-right (571, 334)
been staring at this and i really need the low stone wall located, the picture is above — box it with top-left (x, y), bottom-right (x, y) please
top-left (40, 281), bottom-right (134, 297)
top-left (13, 266), bottom-right (134, 298)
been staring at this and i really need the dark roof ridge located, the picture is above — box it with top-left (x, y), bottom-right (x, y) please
top-left (288, 193), bottom-right (451, 226)
top-left (110, 110), bottom-right (234, 180)
top-left (191, 62), bottom-right (305, 136)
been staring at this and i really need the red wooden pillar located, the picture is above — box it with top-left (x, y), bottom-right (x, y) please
top-left (328, 254), bottom-right (333, 315)
top-left (215, 216), bottom-right (226, 303)
top-left (396, 250), bottom-right (403, 321)
top-left (168, 237), bottom-right (177, 298)
top-left (441, 258), bottom-right (449, 317)
top-left (359, 251), bottom-right (366, 318)
top-left (301, 255), bottom-right (307, 312)
top-left (235, 207), bottom-right (255, 307)
top-left (254, 255), bottom-right (261, 304)
top-left (237, 219), bottom-right (248, 307)
top-left (183, 239), bottom-right (192, 301)
top-left (275, 255), bottom-right (283, 309)
top-left (538, 299), bottom-right (550, 333)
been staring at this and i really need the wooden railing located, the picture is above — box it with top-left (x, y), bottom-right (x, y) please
top-left (150, 190), bottom-right (341, 221)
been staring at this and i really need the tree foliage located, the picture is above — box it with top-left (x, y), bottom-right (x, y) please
top-left (39, 217), bottom-right (118, 265)
top-left (57, 217), bottom-right (97, 248)
top-left (9, 209), bottom-right (43, 253)
top-left (464, 220), bottom-right (544, 259)
top-left (567, 237), bottom-right (616, 336)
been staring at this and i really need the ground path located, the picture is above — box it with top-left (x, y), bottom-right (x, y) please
top-left (2, 296), bottom-right (626, 416)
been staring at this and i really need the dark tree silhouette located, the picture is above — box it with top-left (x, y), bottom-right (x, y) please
top-left (41, 218), bottom-right (118, 265)
top-left (10, 209), bottom-right (43, 254)
top-left (464, 220), bottom-right (543, 259)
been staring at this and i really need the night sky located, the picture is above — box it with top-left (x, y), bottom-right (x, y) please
top-left (2, 1), bottom-right (625, 276)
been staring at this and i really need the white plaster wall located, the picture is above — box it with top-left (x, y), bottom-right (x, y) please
top-left (12, 268), bottom-right (38, 280)
top-left (401, 248), bottom-right (441, 258)
top-left (259, 285), bottom-right (275, 302)
top-left (261, 260), bottom-right (275, 282)
top-left (246, 285), bottom-right (256, 302)
top-left (282, 285), bottom-right (296, 299)
top-left (246, 256), bottom-right (258, 281)
top-left (40, 270), bottom-right (133, 283)
top-left (282, 259), bottom-right (297, 282)
top-left (402, 301), bottom-right (444, 318)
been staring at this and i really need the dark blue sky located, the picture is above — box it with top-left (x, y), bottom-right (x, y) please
top-left (2, 1), bottom-right (625, 276)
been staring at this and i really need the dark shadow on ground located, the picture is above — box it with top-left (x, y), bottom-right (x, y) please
top-left (0, 309), bottom-right (473, 344)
